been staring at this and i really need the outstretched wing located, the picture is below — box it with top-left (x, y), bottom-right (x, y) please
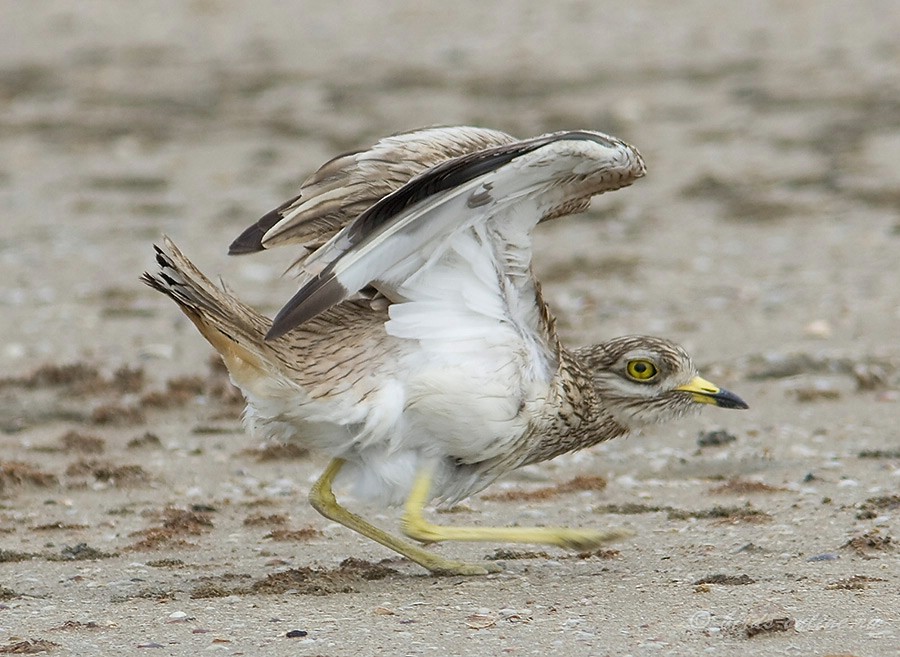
top-left (228, 126), bottom-right (517, 256)
top-left (266, 130), bottom-right (646, 340)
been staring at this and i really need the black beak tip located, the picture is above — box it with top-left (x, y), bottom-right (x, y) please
top-left (715, 388), bottom-right (749, 410)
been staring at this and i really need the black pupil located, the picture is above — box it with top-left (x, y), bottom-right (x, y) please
top-left (634, 363), bottom-right (647, 373)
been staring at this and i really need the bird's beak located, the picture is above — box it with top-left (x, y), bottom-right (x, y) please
top-left (675, 376), bottom-right (749, 409)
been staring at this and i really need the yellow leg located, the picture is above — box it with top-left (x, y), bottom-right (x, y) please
top-left (308, 458), bottom-right (500, 576)
top-left (402, 466), bottom-right (633, 550)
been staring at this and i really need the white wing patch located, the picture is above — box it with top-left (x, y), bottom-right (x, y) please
top-left (383, 217), bottom-right (554, 467)
top-left (266, 131), bottom-right (644, 338)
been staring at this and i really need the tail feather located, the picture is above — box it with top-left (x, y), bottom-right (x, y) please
top-left (142, 237), bottom-right (276, 387)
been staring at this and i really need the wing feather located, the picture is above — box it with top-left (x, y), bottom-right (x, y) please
top-left (228, 126), bottom-right (517, 256)
top-left (266, 130), bottom-right (645, 339)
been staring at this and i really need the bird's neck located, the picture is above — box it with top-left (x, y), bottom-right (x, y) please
top-left (519, 339), bottom-right (630, 468)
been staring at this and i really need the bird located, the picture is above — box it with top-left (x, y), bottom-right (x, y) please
top-left (143, 126), bottom-right (748, 575)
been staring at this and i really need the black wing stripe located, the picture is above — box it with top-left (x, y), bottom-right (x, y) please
top-left (267, 142), bottom-right (550, 339)
top-left (228, 193), bottom-right (303, 255)
top-left (267, 275), bottom-right (349, 340)
top-left (346, 131), bottom-right (615, 244)
top-left (264, 131), bottom-right (619, 339)
top-left (345, 135), bottom-right (557, 243)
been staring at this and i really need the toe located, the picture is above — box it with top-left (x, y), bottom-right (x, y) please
top-left (430, 560), bottom-right (503, 576)
top-left (559, 528), bottom-right (634, 551)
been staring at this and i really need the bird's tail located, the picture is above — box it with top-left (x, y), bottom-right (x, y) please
top-left (141, 237), bottom-right (278, 390)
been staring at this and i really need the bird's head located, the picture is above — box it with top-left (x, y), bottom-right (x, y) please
top-left (577, 335), bottom-right (748, 429)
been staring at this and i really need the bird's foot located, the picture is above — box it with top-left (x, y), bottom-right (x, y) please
top-left (427, 560), bottom-right (504, 576)
top-left (551, 527), bottom-right (634, 551)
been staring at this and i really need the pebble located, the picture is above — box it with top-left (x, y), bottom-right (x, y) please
top-left (167, 611), bottom-right (188, 622)
top-left (804, 319), bottom-right (832, 339)
top-left (264, 478), bottom-right (298, 496)
top-left (373, 606), bottom-right (396, 615)
top-left (697, 429), bottom-right (737, 447)
top-left (139, 343), bottom-right (175, 360)
top-left (789, 444), bottom-right (818, 458)
top-left (286, 630), bottom-right (308, 638)
top-left (2, 343), bottom-right (25, 360)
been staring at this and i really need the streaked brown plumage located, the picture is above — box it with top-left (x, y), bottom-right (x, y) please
top-left (228, 127), bottom-right (518, 258)
top-left (144, 126), bottom-right (747, 575)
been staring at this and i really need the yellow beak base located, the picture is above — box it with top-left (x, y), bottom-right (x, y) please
top-left (675, 376), bottom-right (748, 410)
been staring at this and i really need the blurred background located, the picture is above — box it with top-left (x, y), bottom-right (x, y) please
top-left (1, 0), bottom-right (898, 378)
top-left (1, 6), bottom-right (898, 651)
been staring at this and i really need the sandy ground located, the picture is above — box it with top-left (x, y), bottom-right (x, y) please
top-left (1, 1), bottom-right (899, 655)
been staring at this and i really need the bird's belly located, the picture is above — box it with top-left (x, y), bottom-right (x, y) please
top-left (240, 327), bottom-right (550, 505)
top-left (401, 363), bottom-right (538, 464)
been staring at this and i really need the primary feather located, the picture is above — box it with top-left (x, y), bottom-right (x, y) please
top-left (266, 129), bottom-right (646, 338)
top-left (228, 126), bottom-right (517, 256)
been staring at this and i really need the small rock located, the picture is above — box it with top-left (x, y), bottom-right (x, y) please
top-left (804, 319), bottom-right (832, 339)
top-left (373, 606), bottom-right (396, 615)
top-left (698, 429), bottom-right (737, 447)
top-left (742, 602), bottom-right (796, 638)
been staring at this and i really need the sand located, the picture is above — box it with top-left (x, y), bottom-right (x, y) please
top-left (1, 1), bottom-right (898, 655)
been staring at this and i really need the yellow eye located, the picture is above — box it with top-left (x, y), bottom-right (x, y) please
top-left (626, 359), bottom-right (658, 381)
